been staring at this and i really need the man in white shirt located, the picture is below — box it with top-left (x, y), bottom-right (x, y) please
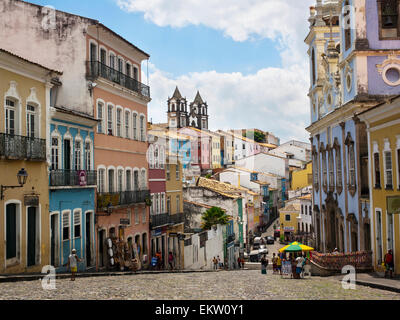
top-left (64, 249), bottom-right (82, 281)
top-left (295, 255), bottom-right (305, 278)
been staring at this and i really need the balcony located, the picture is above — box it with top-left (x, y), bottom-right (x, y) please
top-left (97, 190), bottom-right (150, 209)
top-left (0, 133), bottom-right (46, 161)
top-left (86, 61), bottom-right (150, 99)
top-left (227, 233), bottom-right (235, 243)
top-left (150, 213), bottom-right (170, 228)
top-left (169, 212), bottom-right (185, 225)
top-left (50, 170), bottom-right (97, 187)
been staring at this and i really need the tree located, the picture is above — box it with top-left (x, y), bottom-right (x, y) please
top-left (201, 207), bottom-right (230, 230)
top-left (243, 131), bottom-right (265, 143)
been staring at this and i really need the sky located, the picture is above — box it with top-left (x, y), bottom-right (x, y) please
top-left (28, 0), bottom-right (315, 143)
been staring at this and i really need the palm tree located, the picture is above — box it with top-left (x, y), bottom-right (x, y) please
top-left (201, 207), bottom-right (230, 230)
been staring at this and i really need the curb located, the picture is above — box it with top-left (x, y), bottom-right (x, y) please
top-left (355, 280), bottom-right (400, 294)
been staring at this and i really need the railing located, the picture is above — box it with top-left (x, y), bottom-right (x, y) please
top-left (0, 133), bottom-right (46, 161)
top-left (97, 190), bottom-right (150, 209)
top-left (150, 213), bottom-right (170, 228)
top-left (169, 212), bottom-right (185, 225)
top-left (86, 61), bottom-right (150, 99)
top-left (310, 251), bottom-right (373, 271)
top-left (50, 170), bottom-right (97, 187)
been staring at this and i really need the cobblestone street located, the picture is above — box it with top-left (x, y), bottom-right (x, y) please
top-left (0, 270), bottom-right (399, 300)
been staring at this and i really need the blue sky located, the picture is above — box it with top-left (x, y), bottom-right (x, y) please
top-left (27, 0), bottom-right (313, 143)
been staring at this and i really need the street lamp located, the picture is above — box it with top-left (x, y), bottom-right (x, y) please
top-left (1, 168), bottom-right (28, 200)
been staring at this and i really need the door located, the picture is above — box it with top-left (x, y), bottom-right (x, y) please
top-left (376, 211), bottom-right (383, 264)
top-left (86, 213), bottom-right (92, 267)
top-left (98, 230), bottom-right (105, 268)
top-left (6, 204), bottom-right (17, 260)
top-left (50, 214), bottom-right (59, 267)
top-left (64, 139), bottom-right (71, 185)
top-left (27, 207), bottom-right (37, 267)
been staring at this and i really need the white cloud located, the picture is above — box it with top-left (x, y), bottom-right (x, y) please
top-left (129, 0), bottom-right (316, 142)
top-left (144, 62), bottom-right (310, 142)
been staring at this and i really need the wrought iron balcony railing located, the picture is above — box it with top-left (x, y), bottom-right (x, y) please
top-left (0, 133), bottom-right (46, 161)
top-left (97, 190), bottom-right (150, 209)
top-left (169, 212), bottom-right (185, 225)
top-left (50, 170), bottom-right (97, 187)
top-left (150, 213), bottom-right (170, 228)
top-left (86, 61), bottom-right (150, 99)
top-left (227, 233), bottom-right (235, 243)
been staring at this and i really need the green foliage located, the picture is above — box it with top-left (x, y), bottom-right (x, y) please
top-left (201, 207), bottom-right (230, 230)
top-left (205, 174), bottom-right (212, 179)
top-left (243, 131), bottom-right (265, 143)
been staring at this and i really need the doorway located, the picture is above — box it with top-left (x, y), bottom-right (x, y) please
top-left (86, 212), bottom-right (92, 267)
top-left (98, 229), bottom-right (105, 268)
top-left (64, 139), bottom-right (71, 185)
top-left (27, 207), bottom-right (38, 267)
top-left (50, 213), bottom-right (59, 267)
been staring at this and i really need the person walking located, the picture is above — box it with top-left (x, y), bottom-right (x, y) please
top-left (212, 257), bottom-right (218, 271)
top-left (64, 249), bottom-right (82, 281)
top-left (237, 257), bottom-right (242, 269)
top-left (384, 249), bottom-right (394, 278)
top-left (276, 253), bottom-right (282, 275)
top-left (295, 254), bottom-right (305, 279)
top-left (261, 255), bottom-right (269, 275)
top-left (272, 253), bottom-right (277, 274)
top-left (168, 251), bottom-right (174, 270)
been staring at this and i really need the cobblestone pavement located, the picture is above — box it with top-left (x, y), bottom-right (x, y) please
top-left (0, 270), bottom-right (399, 300)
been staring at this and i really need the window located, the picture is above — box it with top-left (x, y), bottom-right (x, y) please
top-left (381, 0), bottom-right (398, 29)
top-left (335, 145), bottom-right (343, 191)
top-left (155, 194), bottom-right (159, 214)
top-left (140, 115), bottom-right (145, 141)
top-left (110, 54), bottom-right (115, 69)
top-left (285, 215), bottom-right (291, 221)
top-left (108, 169), bottom-right (115, 193)
top-left (90, 42), bottom-right (97, 61)
top-left (166, 164), bottom-right (170, 180)
top-left (118, 58), bottom-right (123, 73)
top-left (160, 147), bottom-right (165, 169)
top-left (328, 149), bottom-right (335, 191)
top-left (51, 137), bottom-right (60, 170)
top-left (74, 140), bottom-right (82, 170)
top-left (344, 1), bottom-right (351, 50)
top-left (176, 195), bottom-right (180, 213)
top-left (176, 164), bottom-right (180, 180)
top-left (126, 63), bottom-right (131, 77)
top-left (118, 169), bottom-right (123, 192)
top-left (26, 104), bottom-right (37, 138)
top-left (154, 146), bottom-right (159, 169)
top-left (374, 152), bottom-right (381, 188)
top-left (322, 149), bottom-right (327, 191)
top-left (85, 141), bottom-right (91, 170)
top-left (125, 111), bottom-right (130, 138)
top-left (116, 108), bottom-right (122, 137)
top-left (313, 148), bottom-right (319, 191)
top-left (133, 67), bottom-right (138, 81)
top-left (161, 193), bottom-right (165, 213)
top-left (62, 211), bottom-right (70, 241)
top-left (348, 143), bottom-right (356, 187)
top-left (134, 171), bottom-right (139, 190)
top-left (5, 99), bottom-right (16, 135)
top-left (98, 168), bottom-right (105, 193)
top-left (107, 105), bottom-right (113, 135)
top-left (142, 207), bottom-right (146, 223)
top-left (167, 196), bottom-right (171, 214)
top-left (73, 211), bottom-right (81, 238)
top-left (97, 102), bottom-right (104, 133)
top-left (141, 170), bottom-right (146, 189)
top-left (126, 170), bottom-right (132, 191)
top-left (384, 151), bottom-right (393, 189)
top-left (135, 207), bottom-right (140, 224)
top-left (132, 113), bottom-right (137, 140)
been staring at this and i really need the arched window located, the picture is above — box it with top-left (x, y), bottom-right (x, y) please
top-left (311, 48), bottom-right (316, 85)
top-left (154, 146), bottom-right (159, 169)
top-left (125, 110), bottom-right (130, 138)
top-left (85, 139), bottom-right (92, 170)
top-left (107, 104), bottom-right (114, 135)
top-left (98, 168), bottom-right (105, 193)
top-left (116, 107), bottom-right (122, 137)
top-left (132, 113), bottom-right (138, 140)
top-left (140, 115), bottom-right (146, 142)
top-left (26, 103), bottom-right (38, 138)
top-left (344, 1), bottom-right (351, 50)
top-left (51, 135), bottom-right (60, 170)
top-left (381, 0), bottom-right (399, 29)
top-left (97, 101), bottom-right (105, 134)
top-left (148, 145), bottom-right (154, 169)
top-left (141, 169), bottom-right (147, 189)
top-left (5, 98), bottom-right (18, 135)
top-left (74, 139), bottom-right (82, 170)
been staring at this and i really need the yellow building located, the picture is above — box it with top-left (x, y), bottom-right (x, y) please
top-left (0, 49), bottom-right (61, 274)
top-left (359, 98), bottom-right (400, 275)
top-left (291, 162), bottom-right (313, 190)
top-left (165, 153), bottom-right (185, 269)
top-left (279, 203), bottom-right (300, 242)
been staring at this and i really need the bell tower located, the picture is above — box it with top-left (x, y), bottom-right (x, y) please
top-left (167, 86), bottom-right (188, 129)
top-left (189, 91), bottom-right (208, 130)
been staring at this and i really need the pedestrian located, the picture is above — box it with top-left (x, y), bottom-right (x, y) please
top-left (295, 254), bottom-right (305, 279)
top-left (241, 257), bottom-right (245, 269)
top-left (276, 253), bottom-right (282, 275)
top-left (237, 257), bottom-right (242, 269)
top-left (261, 255), bottom-right (268, 275)
top-left (212, 257), bottom-right (218, 270)
top-left (384, 249), bottom-right (394, 278)
top-left (168, 251), bottom-right (174, 270)
top-left (64, 249), bottom-right (82, 281)
top-left (155, 251), bottom-right (162, 270)
top-left (217, 255), bottom-right (222, 269)
top-left (272, 253), bottom-right (277, 274)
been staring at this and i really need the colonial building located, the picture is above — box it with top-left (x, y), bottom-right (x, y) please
top-left (359, 97), bottom-right (400, 275)
top-left (0, 49), bottom-right (61, 274)
top-left (49, 106), bottom-right (97, 272)
top-left (305, 0), bottom-right (400, 253)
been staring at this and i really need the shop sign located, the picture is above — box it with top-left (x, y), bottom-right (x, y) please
top-left (284, 226), bottom-right (295, 232)
top-left (153, 228), bottom-right (162, 237)
top-left (24, 195), bottom-right (39, 206)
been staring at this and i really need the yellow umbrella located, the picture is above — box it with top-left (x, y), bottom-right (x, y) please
top-left (279, 241), bottom-right (314, 253)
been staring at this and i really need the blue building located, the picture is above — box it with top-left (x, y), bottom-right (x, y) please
top-left (305, 0), bottom-right (400, 253)
top-left (48, 106), bottom-right (98, 272)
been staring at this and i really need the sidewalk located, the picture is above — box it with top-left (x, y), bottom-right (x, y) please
top-left (334, 272), bottom-right (400, 293)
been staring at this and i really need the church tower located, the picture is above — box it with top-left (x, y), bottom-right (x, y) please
top-left (189, 91), bottom-right (208, 130)
top-left (167, 86), bottom-right (188, 129)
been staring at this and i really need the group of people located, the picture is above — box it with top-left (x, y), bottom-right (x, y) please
top-left (260, 251), bottom-right (309, 279)
top-left (151, 251), bottom-right (175, 270)
top-left (212, 256), bottom-right (224, 270)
